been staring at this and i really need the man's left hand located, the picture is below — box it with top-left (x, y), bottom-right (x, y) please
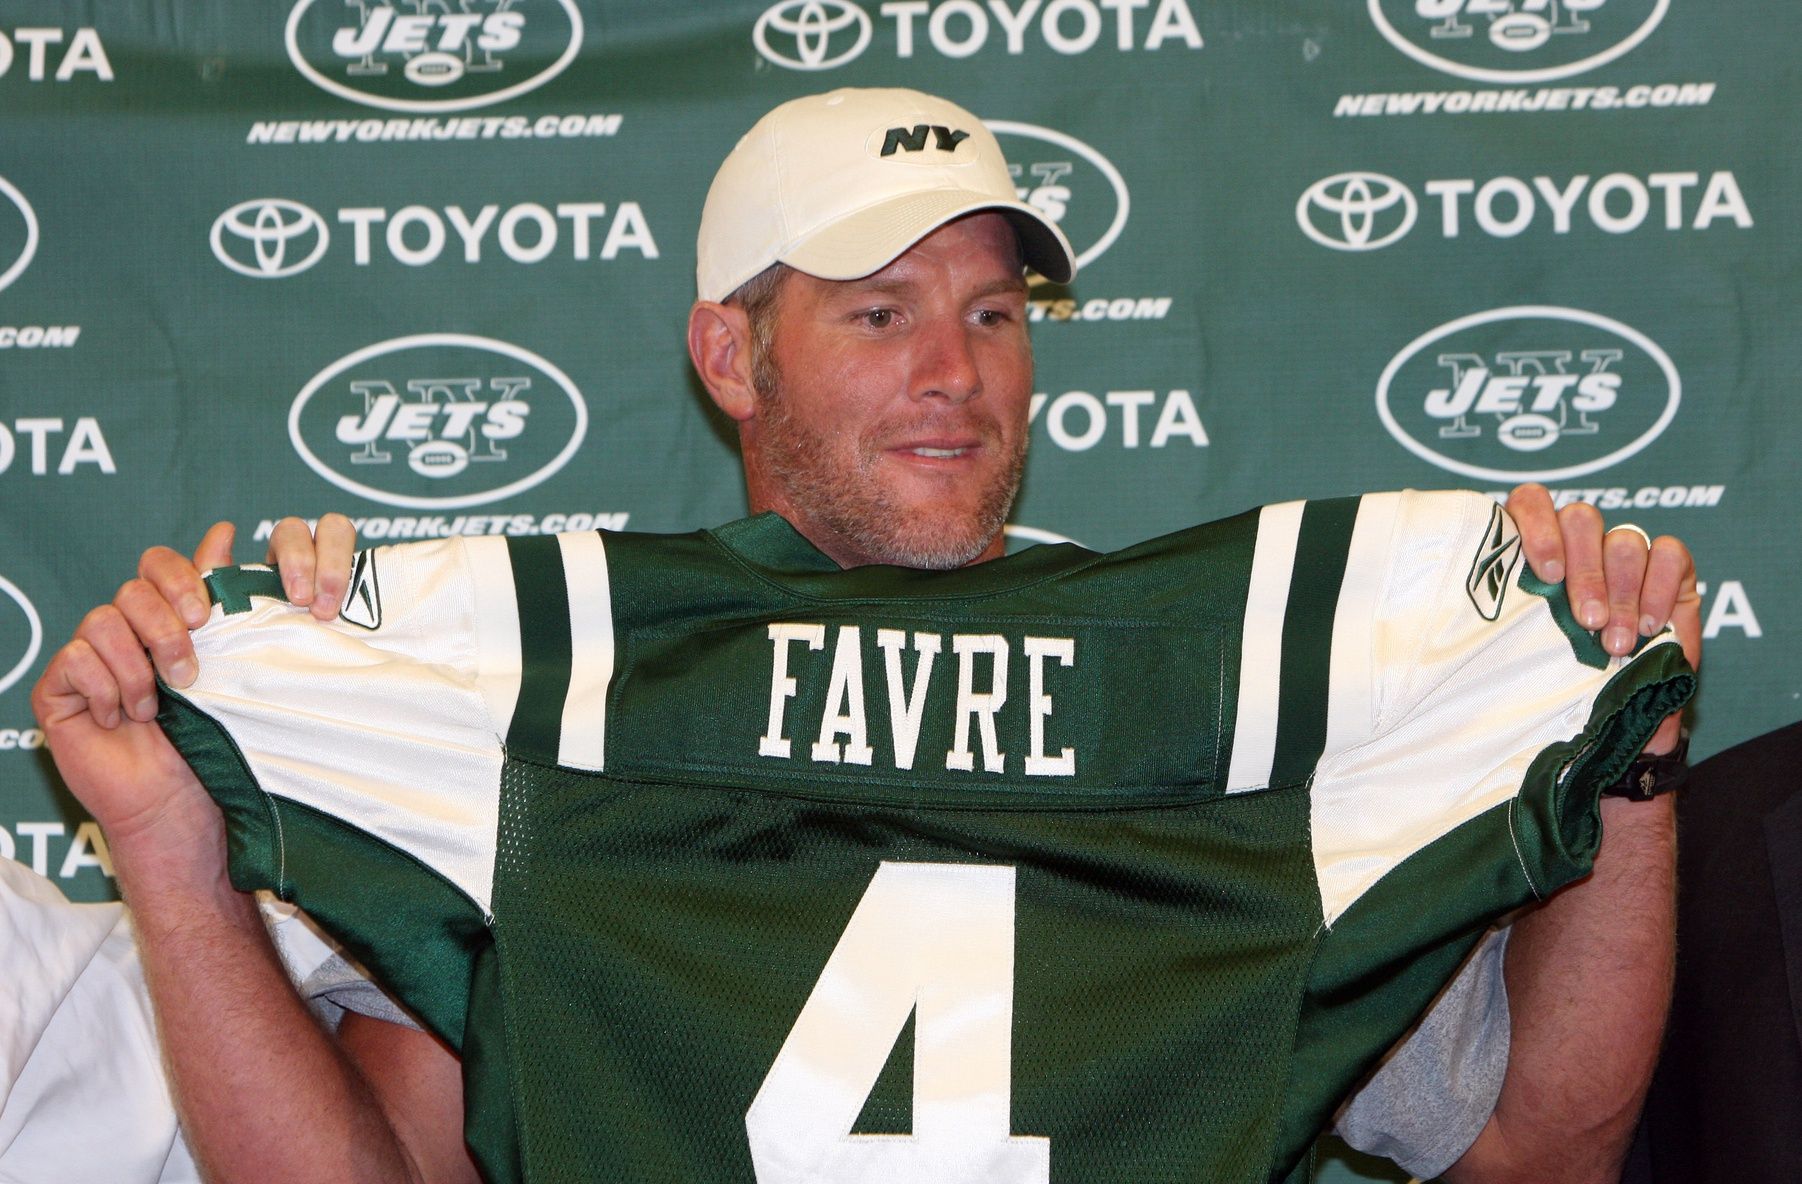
top-left (1505, 482), bottom-right (1699, 755)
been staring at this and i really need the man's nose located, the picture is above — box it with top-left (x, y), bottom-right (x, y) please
top-left (910, 319), bottom-right (982, 404)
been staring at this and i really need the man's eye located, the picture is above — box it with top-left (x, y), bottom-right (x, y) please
top-left (975, 308), bottom-right (1008, 326)
top-left (860, 308), bottom-right (895, 329)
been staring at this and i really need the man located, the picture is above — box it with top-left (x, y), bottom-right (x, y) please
top-left (34, 89), bottom-right (1696, 1183)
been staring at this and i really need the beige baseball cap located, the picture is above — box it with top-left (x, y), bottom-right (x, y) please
top-left (696, 87), bottom-right (1076, 303)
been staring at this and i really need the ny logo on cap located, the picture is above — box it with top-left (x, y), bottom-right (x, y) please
top-left (880, 124), bottom-right (971, 157)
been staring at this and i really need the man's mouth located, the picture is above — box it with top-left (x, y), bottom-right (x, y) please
top-left (890, 430), bottom-right (986, 461)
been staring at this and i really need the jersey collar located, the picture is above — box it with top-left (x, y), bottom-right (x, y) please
top-left (706, 512), bottom-right (1099, 602)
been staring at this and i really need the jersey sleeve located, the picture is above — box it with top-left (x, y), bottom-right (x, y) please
top-left (157, 535), bottom-right (524, 1045)
top-left (1275, 489), bottom-right (1692, 1162)
top-left (1308, 488), bottom-right (1691, 925)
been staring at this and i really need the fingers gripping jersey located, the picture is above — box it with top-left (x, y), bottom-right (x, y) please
top-left (158, 491), bottom-right (1691, 1184)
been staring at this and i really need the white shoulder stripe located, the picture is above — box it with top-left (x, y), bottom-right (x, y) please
top-left (1322, 492), bottom-right (1399, 759)
top-left (1225, 500), bottom-right (1305, 794)
top-left (556, 531), bottom-right (615, 772)
top-left (464, 536), bottom-right (523, 743)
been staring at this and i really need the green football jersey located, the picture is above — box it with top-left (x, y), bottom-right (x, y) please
top-left (159, 490), bottom-right (1691, 1184)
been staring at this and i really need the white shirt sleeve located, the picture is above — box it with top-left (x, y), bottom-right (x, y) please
top-left (0, 857), bottom-right (195, 1184)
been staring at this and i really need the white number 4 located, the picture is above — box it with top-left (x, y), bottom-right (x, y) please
top-left (746, 861), bottom-right (1052, 1182)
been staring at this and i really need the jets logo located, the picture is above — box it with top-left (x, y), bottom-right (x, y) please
top-left (0, 175), bottom-right (38, 294)
top-left (1368, 0), bottom-right (1669, 84)
top-left (285, 0), bottom-right (584, 113)
top-left (340, 550), bottom-right (382, 629)
top-left (987, 122), bottom-right (1128, 277)
top-left (1466, 503), bottom-right (1522, 620)
top-left (289, 334), bottom-right (588, 510)
top-left (1376, 307), bottom-right (1680, 482)
top-left (0, 575), bottom-right (43, 699)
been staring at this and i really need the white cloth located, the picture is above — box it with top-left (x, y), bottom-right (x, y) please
top-left (0, 860), bottom-right (344, 1184)
top-left (0, 857), bottom-right (193, 1183)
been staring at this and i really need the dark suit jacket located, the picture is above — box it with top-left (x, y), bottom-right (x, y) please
top-left (1625, 719), bottom-right (1802, 1183)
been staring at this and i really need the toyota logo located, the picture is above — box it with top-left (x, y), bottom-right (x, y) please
top-left (1295, 172), bottom-right (1417, 252)
top-left (211, 199), bottom-right (331, 278)
top-left (754, 0), bottom-right (872, 70)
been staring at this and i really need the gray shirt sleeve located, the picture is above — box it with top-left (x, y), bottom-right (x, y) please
top-left (1333, 926), bottom-right (1511, 1180)
top-left (259, 898), bottom-right (424, 1033)
top-left (297, 952), bottom-right (424, 1031)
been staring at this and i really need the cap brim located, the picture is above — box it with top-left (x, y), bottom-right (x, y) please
top-left (780, 188), bottom-right (1076, 287)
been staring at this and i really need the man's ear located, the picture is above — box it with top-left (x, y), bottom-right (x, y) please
top-left (688, 301), bottom-right (756, 422)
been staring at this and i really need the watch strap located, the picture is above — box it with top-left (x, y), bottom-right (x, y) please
top-left (1603, 731), bottom-right (1690, 801)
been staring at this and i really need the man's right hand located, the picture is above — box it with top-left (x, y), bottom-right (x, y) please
top-left (131, 513), bottom-right (359, 688)
top-left (30, 512), bottom-right (463, 1184)
top-left (31, 515), bottom-right (358, 866)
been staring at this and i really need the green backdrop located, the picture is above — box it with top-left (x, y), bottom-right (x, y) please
top-left (2, 3), bottom-right (1793, 1180)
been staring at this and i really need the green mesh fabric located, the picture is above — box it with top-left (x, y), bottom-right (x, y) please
top-left (489, 759), bottom-right (1326, 1182)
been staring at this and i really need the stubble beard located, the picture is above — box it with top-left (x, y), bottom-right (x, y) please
top-left (753, 369), bottom-right (1026, 571)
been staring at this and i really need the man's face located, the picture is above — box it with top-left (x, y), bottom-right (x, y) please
top-left (741, 213), bottom-right (1033, 570)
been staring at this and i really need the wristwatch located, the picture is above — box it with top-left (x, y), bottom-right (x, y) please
top-left (1602, 731), bottom-right (1690, 801)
